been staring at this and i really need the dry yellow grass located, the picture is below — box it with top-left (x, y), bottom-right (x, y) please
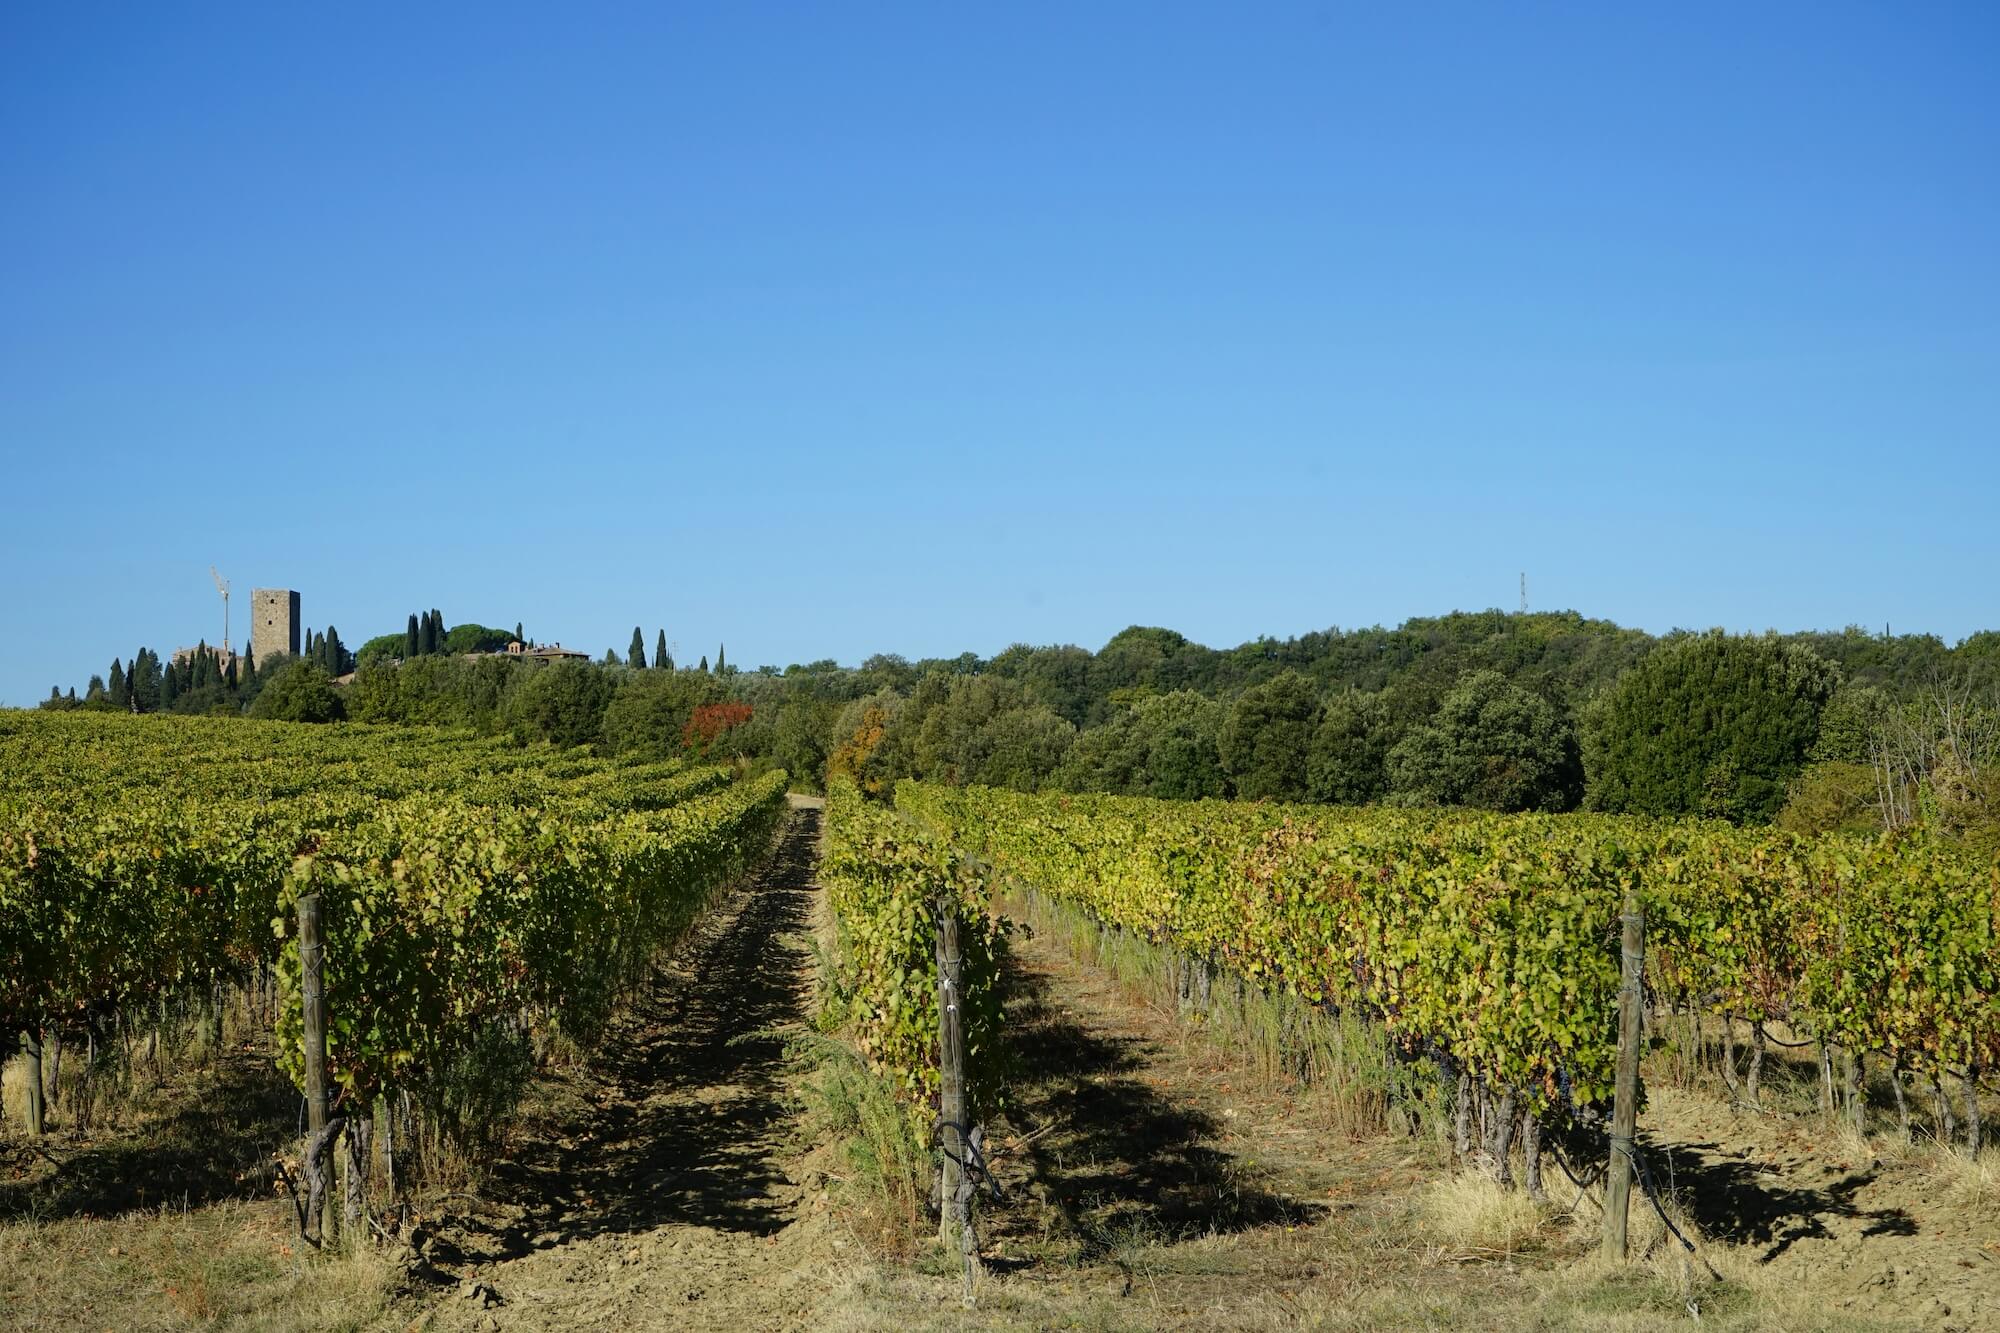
top-left (1417, 1171), bottom-right (1547, 1255)
top-left (0, 1200), bottom-right (396, 1332)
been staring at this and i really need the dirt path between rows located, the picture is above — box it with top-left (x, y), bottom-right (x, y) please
top-left (1641, 1086), bottom-right (2000, 1330)
top-left (411, 799), bottom-right (851, 1332)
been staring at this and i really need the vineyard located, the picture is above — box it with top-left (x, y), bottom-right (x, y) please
top-left (0, 712), bottom-right (787, 1238)
top-left (888, 780), bottom-right (1996, 1146)
top-left (4, 713), bottom-right (1997, 1328)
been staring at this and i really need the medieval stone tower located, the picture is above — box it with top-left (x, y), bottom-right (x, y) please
top-left (251, 588), bottom-right (301, 663)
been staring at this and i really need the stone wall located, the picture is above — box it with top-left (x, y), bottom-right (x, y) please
top-left (251, 588), bottom-right (300, 664)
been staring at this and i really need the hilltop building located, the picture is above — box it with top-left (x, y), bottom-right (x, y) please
top-left (171, 644), bottom-right (239, 674)
top-left (501, 639), bottom-right (589, 662)
top-left (252, 588), bottom-right (301, 663)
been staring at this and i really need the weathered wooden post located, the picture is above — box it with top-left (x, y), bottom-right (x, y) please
top-left (934, 899), bottom-right (979, 1300)
top-left (298, 891), bottom-right (337, 1247)
top-left (1602, 899), bottom-right (1644, 1262)
top-left (20, 1029), bottom-right (45, 1136)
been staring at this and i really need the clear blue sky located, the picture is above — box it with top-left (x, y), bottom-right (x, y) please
top-left (3, 4), bottom-right (1995, 703)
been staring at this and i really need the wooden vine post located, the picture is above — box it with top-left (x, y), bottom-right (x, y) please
top-left (19, 1029), bottom-right (45, 1135)
top-left (934, 898), bottom-right (980, 1301)
top-left (298, 891), bottom-right (338, 1247)
top-left (1602, 897), bottom-right (1645, 1262)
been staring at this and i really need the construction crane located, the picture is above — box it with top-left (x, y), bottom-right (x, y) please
top-left (211, 565), bottom-right (231, 655)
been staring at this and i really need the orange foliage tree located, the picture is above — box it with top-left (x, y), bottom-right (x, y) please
top-left (683, 701), bottom-right (754, 755)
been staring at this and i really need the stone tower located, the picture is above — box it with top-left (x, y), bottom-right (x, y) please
top-left (251, 588), bottom-right (301, 664)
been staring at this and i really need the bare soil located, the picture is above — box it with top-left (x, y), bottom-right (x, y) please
top-left (1640, 1085), bottom-right (1999, 1330)
top-left (406, 800), bottom-right (856, 1333)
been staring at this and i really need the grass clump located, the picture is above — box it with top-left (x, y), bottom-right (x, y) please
top-left (1417, 1172), bottom-right (1546, 1255)
top-left (793, 1031), bottom-right (932, 1258)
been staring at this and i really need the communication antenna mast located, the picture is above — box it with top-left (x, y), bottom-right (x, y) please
top-left (1519, 572), bottom-right (1528, 616)
top-left (210, 565), bottom-right (231, 654)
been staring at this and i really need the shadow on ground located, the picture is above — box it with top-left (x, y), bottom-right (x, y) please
top-left (992, 949), bottom-right (1327, 1262)
top-left (0, 1047), bottom-right (297, 1222)
top-left (1643, 1136), bottom-right (1917, 1262)
top-left (440, 809), bottom-right (820, 1264)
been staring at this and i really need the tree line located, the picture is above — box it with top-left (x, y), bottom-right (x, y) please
top-left (39, 609), bottom-right (1999, 838)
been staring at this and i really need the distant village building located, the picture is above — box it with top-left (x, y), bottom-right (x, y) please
top-left (171, 644), bottom-right (240, 675)
top-left (502, 640), bottom-right (589, 662)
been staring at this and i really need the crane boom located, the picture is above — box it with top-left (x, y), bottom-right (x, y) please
top-left (210, 565), bottom-right (231, 655)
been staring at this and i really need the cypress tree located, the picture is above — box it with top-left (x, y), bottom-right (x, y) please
top-left (109, 658), bottom-right (128, 708)
top-left (515, 621), bottom-right (524, 644)
top-left (224, 655), bottom-right (237, 690)
top-left (241, 647), bottom-right (257, 689)
top-left (406, 613), bottom-right (420, 658)
top-left (629, 627), bottom-right (647, 669)
top-left (131, 648), bottom-right (162, 712)
top-left (161, 660), bottom-right (180, 708)
top-left (698, 654), bottom-right (709, 673)
top-left (655, 630), bottom-right (668, 670)
top-left (715, 643), bottom-right (726, 674)
top-left (86, 674), bottom-right (106, 702)
top-left (65, 687), bottom-right (76, 702)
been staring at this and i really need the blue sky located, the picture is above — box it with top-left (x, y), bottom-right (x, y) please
top-left (2, 4), bottom-right (1995, 702)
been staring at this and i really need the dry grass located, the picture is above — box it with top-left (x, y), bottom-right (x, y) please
top-left (1418, 1171), bottom-right (1548, 1255)
top-left (1909, 1140), bottom-right (2000, 1221)
top-left (0, 1199), bottom-right (397, 1331)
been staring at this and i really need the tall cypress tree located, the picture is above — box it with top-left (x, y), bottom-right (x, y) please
top-left (326, 625), bottom-right (345, 673)
top-left (406, 613), bottom-right (420, 658)
top-left (628, 627), bottom-right (647, 669)
top-left (698, 654), bottom-right (709, 673)
top-left (515, 621), bottom-right (524, 644)
top-left (161, 659), bottom-right (180, 708)
top-left (715, 643), bottom-right (726, 674)
top-left (109, 658), bottom-right (128, 708)
top-left (131, 648), bottom-right (162, 712)
top-left (656, 630), bottom-right (668, 671)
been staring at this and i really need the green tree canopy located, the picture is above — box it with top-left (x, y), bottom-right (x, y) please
top-left (248, 660), bottom-right (346, 723)
top-left (507, 660), bottom-right (617, 750)
top-left (1385, 670), bottom-right (1580, 812)
top-left (1809, 684), bottom-right (1892, 764)
top-left (441, 622), bottom-right (513, 654)
top-left (1584, 632), bottom-right (1839, 823)
top-left (1307, 690), bottom-right (1393, 805)
top-left (600, 667), bottom-right (721, 759)
top-left (1133, 690), bottom-right (1228, 800)
top-left (1217, 670), bottom-right (1320, 801)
